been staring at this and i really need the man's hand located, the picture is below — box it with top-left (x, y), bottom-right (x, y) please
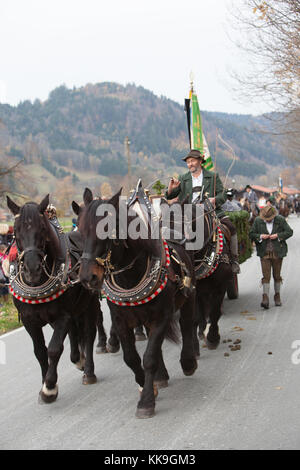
top-left (269, 233), bottom-right (278, 240)
top-left (209, 197), bottom-right (216, 206)
top-left (168, 177), bottom-right (180, 195)
top-left (261, 234), bottom-right (270, 240)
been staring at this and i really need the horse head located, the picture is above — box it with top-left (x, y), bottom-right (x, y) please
top-left (79, 188), bottom-right (122, 291)
top-left (7, 194), bottom-right (60, 286)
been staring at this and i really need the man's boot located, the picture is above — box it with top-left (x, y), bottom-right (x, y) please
top-left (274, 282), bottom-right (282, 306)
top-left (230, 233), bottom-right (241, 274)
top-left (261, 283), bottom-right (270, 309)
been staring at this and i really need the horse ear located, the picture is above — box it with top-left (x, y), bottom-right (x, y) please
top-left (7, 196), bottom-right (20, 216)
top-left (39, 194), bottom-right (50, 214)
top-left (108, 188), bottom-right (123, 208)
top-left (83, 188), bottom-right (93, 206)
top-left (72, 201), bottom-right (81, 216)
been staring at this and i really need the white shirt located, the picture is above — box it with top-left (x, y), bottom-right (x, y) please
top-left (259, 220), bottom-right (274, 242)
top-left (266, 221), bottom-right (274, 234)
top-left (192, 173), bottom-right (203, 202)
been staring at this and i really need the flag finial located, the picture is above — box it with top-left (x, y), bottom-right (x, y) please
top-left (189, 71), bottom-right (194, 92)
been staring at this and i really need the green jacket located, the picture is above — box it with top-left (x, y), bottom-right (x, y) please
top-left (166, 168), bottom-right (226, 218)
top-left (249, 215), bottom-right (293, 258)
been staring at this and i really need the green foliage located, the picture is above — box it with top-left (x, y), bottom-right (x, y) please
top-left (152, 180), bottom-right (166, 195)
top-left (225, 210), bottom-right (253, 264)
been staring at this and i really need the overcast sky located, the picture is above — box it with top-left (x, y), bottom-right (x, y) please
top-left (0, 0), bottom-right (266, 115)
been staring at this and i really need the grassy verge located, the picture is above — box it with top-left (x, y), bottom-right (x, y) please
top-left (0, 296), bottom-right (21, 336)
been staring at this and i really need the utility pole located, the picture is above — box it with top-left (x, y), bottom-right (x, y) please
top-left (125, 136), bottom-right (131, 191)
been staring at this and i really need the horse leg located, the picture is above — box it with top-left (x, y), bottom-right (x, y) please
top-left (82, 301), bottom-right (97, 385)
top-left (22, 319), bottom-right (48, 386)
top-left (179, 293), bottom-right (198, 376)
top-left (107, 324), bottom-right (120, 353)
top-left (95, 303), bottom-right (108, 354)
top-left (68, 317), bottom-right (81, 366)
top-left (196, 287), bottom-right (208, 340)
top-left (40, 314), bottom-right (70, 403)
top-left (205, 291), bottom-right (226, 349)
top-left (117, 323), bottom-right (145, 398)
top-left (154, 349), bottom-right (169, 389)
top-left (137, 319), bottom-right (169, 419)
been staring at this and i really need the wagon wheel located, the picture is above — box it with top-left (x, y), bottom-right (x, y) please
top-left (227, 273), bottom-right (239, 300)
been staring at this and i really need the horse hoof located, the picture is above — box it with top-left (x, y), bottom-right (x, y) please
top-left (154, 380), bottom-right (169, 389)
top-left (135, 407), bottom-right (155, 419)
top-left (107, 343), bottom-right (120, 353)
top-left (96, 345), bottom-right (108, 354)
top-left (82, 374), bottom-right (97, 385)
top-left (205, 337), bottom-right (220, 350)
top-left (39, 384), bottom-right (58, 404)
top-left (183, 362), bottom-right (198, 376)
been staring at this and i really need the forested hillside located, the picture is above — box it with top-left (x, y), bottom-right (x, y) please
top-left (0, 82), bottom-right (287, 199)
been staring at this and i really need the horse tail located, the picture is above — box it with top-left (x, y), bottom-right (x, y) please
top-left (164, 315), bottom-right (181, 344)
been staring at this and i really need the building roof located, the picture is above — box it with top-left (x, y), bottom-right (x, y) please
top-left (252, 185), bottom-right (276, 194)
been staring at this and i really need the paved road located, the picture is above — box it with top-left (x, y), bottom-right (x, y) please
top-left (1, 215), bottom-right (300, 450)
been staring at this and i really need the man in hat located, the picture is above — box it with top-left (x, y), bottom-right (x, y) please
top-left (266, 195), bottom-right (277, 209)
top-left (244, 185), bottom-right (259, 213)
top-left (166, 149), bottom-right (240, 273)
top-left (222, 189), bottom-right (242, 212)
top-left (249, 205), bottom-right (293, 309)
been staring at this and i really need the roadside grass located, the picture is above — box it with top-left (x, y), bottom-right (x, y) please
top-left (0, 295), bottom-right (20, 336)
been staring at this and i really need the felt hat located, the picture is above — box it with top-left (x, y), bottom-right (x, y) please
top-left (267, 195), bottom-right (276, 204)
top-left (182, 149), bottom-right (205, 162)
top-left (260, 206), bottom-right (277, 222)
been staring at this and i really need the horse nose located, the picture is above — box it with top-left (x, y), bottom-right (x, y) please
top-left (23, 263), bottom-right (42, 282)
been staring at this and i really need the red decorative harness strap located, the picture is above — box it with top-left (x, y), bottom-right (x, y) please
top-left (9, 285), bottom-right (67, 304)
top-left (106, 239), bottom-right (170, 307)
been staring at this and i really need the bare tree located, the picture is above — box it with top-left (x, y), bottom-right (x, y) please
top-left (229, 0), bottom-right (300, 155)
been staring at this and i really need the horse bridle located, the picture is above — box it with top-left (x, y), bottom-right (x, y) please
top-left (81, 239), bottom-right (142, 277)
top-left (17, 245), bottom-right (45, 261)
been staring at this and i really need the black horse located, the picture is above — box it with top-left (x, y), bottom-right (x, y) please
top-left (164, 197), bottom-right (233, 354)
top-left (71, 199), bottom-right (120, 355)
top-left (79, 187), bottom-right (197, 418)
top-left (7, 194), bottom-right (100, 403)
top-left (191, 200), bottom-right (233, 352)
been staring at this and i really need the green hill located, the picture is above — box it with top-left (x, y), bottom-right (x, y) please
top-left (0, 82), bottom-right (289, 199)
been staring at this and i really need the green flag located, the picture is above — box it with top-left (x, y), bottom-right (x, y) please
top-left (186, 87), bottom-right (214, 171)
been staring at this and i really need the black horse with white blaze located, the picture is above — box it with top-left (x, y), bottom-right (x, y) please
top-left (7, 194), bottom-right (101, 403)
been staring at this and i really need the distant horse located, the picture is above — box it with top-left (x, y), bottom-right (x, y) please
top-left (79, 185), bottom-right (197, 418)
top-left (7, 195), bottom-right (100, 403)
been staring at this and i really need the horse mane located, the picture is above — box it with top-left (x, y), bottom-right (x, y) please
top-left (18, 202), bottom-right (62, 259)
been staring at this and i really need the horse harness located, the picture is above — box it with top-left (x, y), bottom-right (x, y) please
top-left (188, 196), bottom-right (229, 280)
top-left (93, 180), bottom-right (194, 307)
top-left (9, 217), bottom-right (80, 304)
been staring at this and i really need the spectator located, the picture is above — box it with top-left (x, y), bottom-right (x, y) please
top-left (0, 244), bottom-right (9, 304)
